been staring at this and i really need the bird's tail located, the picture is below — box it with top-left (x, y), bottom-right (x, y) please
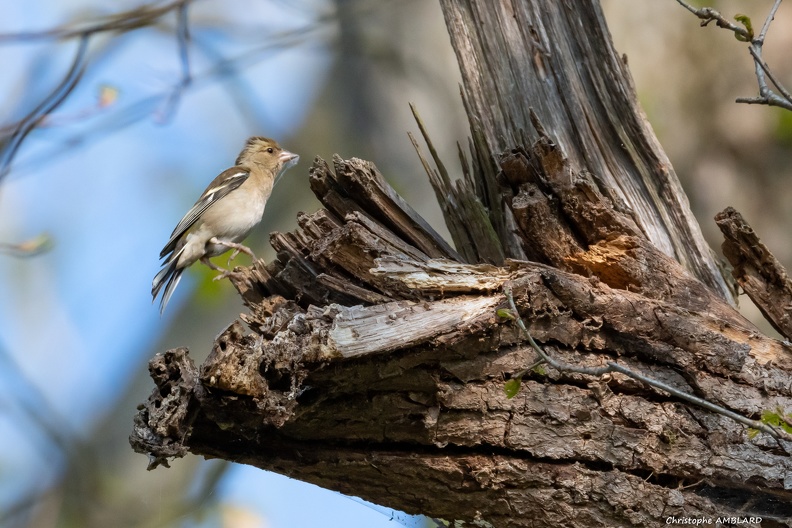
top-left (152, 249), bottom-right (185, 314)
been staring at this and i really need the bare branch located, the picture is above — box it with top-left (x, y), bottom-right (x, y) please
top-left (0, 0), bottom-right (201, 182)
top-left (757, 0), bottom-right (783, 42)
top-left (674, 1), bottom-right (752, 39)
top-left (676, 0), bottom-right (792, 112)
top-left (176, 1), bottom-right (191, 84)
top-left (155, 1), bottom-right (193, 123)
top-left (715, 207), bottom-right (792, 341)
top-left (0, 7), bottom-right (332, 182)
top-left (747, 45), bottom-right (792, 105)
top-left (0, 0), bottom-right (191, 43)
top-left (0, 34), bottom-right (89, 181)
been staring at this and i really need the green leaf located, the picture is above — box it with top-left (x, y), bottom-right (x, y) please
top-left (496, 308), bottom-right (515, 320)
top-left (760, 409), bottom-right (781, 427)
top-left (532, 364), bottom-right (547, 376)
top-left (504, 378), bottom-right (522, 399)
top-left (734, 14), bottom-right (754, 41)
top-left (747, 428), bottom-right (760, 439)
top-left (758, 408), bottom-right (792, 433)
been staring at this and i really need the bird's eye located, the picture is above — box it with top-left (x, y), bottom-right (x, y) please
top-left (266, 147), bottom-right (274, 153)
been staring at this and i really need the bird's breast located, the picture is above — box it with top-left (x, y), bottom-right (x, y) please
top-left (199, 184), bottom-right (268, 242)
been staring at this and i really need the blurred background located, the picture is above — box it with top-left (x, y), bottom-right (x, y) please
top-left (0, 0), bottom-right (789, 527)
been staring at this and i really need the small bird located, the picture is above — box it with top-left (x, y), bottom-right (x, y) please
top-left (152, 136), bottom-right (299, 313)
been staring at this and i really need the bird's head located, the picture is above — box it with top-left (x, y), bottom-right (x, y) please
top-left (236, 136), bottom-right (299, 174)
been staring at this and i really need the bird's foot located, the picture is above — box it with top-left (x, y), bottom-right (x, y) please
top-left (212, 269), bottom-right (244, 282)
top-left (201, 256), bottom-right (243, 282)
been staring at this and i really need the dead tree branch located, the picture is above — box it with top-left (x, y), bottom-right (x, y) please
top-left (716, 207), bottom-right (792, 341)
top-left (132, 137), bottom-right (792, 525)
top-left (442, 1), bottom-right (734, 302)
top-left (131, 1), bottom-right (792, 525)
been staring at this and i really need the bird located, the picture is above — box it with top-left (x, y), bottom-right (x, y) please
top-left (152, 136), bottom-right (299, 313)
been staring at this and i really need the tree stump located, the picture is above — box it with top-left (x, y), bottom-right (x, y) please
top-left (131, 1), bottom-right (792, 526)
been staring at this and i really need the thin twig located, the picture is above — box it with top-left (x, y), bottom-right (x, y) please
top-left (676, 0), bottom-right (792, 112)
top-left (0, 1), bottom-right (198, 173)
top-left (503, 285), bottom-right (792, 445)
top-left (757, 0), bottom-right (783, 42)
top-left (0, 34), bottom-right (89, 181)
top-left (0, 0), bottom-right (192, 42)
top-left (747, 0), bottom-right (787, 108)
top-left (0, 10), bottom-right (330, 178)
top-left (508, 358), bottom-right (547, 382)
top-left (748, 46), bottom-right (792, 105)
top-left (409, 103), bottom-right (452, 188)
top-left (674, 1), bottom-right (752, 39)
top-left (176, 1), bottom-right (191, 84)
top-left (156, 0), bottom-right (193, 122)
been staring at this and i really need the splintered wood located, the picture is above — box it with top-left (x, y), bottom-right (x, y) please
top-left (717, 207), bottom-right (792, 341)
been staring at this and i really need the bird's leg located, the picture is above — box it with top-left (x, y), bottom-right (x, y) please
top-left (200, 256), bottom-right (227, 272)
top-left (209, 237), bottom-right (256, 262)
top-left (205, 238), bottom-right (257, 281)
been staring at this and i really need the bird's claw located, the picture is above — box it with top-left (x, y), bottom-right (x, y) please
top-left (227, 249), bottom-right (241, 266)
top-left (213, 269), bottom-right (243, 282)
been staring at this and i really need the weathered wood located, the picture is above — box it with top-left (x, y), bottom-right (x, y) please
top-left (132, 147), bottom-right (792, 526)
top-left (409, 117), bottom-right (508, 265)
top-left (370, 258), bottom-right (508, 293)
top-left (134, 256), bottom-right (792, 514)
top-left (130, 1), bottom-right (792, 525)
top-left (328, 296), bottom-right (500, 358)
top-left (312, 155), bottom-right (462, 262)
top-left (716, 207), bottom-right (792, 340)
top-left (438, 0), bottom-right (733, 301)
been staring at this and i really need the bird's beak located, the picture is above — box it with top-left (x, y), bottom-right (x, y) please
top-left (274, 150), bottom-right (299, 186)
top-left (279, 150), bottom-right (299, 168)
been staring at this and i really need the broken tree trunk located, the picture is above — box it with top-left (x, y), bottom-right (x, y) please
top-left (132, 147), bottom-right (792, 525)
top-left (438, 0), bottom-right (733, 302)
top-left (132, 1), bottom-right (792, 526)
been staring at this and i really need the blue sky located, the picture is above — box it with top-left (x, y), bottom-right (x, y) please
top-left (0, 1), bottom-right (431, 526)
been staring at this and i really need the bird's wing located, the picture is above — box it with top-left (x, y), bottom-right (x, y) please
top-left (159, 167), bottom-right (249, 258)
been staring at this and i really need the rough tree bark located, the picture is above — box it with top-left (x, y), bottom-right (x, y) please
top-left (131, 1), bottom-right (792, 526)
